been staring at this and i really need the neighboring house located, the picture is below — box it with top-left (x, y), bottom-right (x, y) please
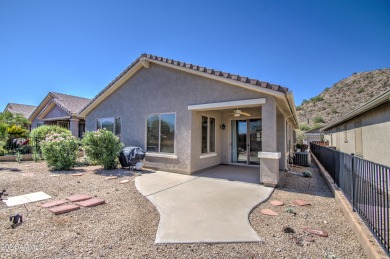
top-left (29, 92), bottom-right (91, 138)
top-left (3, 103), bottom-right (37, 130)
top-left (304, 127), bottom-right (322, 146)
top-left (3, 103), bottom-right (37, 118)
top-left (322, 89), bottom-right (390, 167)
top-left (79, 54), bottom-right (299, 186)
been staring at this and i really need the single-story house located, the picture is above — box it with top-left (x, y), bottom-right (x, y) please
top-left (3, 103), bottom-right (37, 118)
top-left (322, 89), bottom-right (390, 167)
top-left (3, 103), bottom-right (37, 130)
top-left (79, 54), bottom-right (299, 186)
top-left (304, 127), bottom-right (323, 146)
top-left (29, 92), bottom-right (91, 138)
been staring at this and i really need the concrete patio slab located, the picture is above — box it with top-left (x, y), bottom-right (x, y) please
top-left (135, 166), bottom-right (273, 243)
top-left (136, 171), bottom-right (197, 196)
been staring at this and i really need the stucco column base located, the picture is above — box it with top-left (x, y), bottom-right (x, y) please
top-left (258, 152), bottom-right (281, 187)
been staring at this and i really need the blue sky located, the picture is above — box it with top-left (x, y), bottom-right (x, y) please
top-left (1, 0), bottom-right (389, 110)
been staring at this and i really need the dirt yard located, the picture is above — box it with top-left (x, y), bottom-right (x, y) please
top-left (0, 161), bottom-right (365, 258)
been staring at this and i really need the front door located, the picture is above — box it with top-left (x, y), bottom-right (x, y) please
top-left (231, 119), bottom-right (262, 165)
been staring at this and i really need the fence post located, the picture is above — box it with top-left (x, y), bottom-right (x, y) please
top-left (351, 153), bottom-right (355, 212)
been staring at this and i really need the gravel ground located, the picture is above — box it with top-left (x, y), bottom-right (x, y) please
top-left (0, 161), bottom-right (366, 258)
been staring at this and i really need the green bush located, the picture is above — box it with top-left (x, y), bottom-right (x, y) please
top-left (82, 129), bottom-right (124, 170)
top-left (7, 125), bottom-right (28, 139)
top-left (41, 133), bottom-right (80, 170)
top-left (299, 124), bottom-right (311, 131)
top-left (30, 125), bottom-right (71, 153)
top-left (310, 95), bottom-right (324, 103)
top-left (313, 116), bottom-right (325, 124)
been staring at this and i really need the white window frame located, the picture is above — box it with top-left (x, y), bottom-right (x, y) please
top-left (146, 112), bottom-right (176, 155)
top-left (96, 117), bottom-right (121, 136)
top-left (201, 115), bottom-right (216, 155)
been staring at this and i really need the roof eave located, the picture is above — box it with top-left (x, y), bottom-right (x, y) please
top-left (322, 90), bottom-right (390, 131)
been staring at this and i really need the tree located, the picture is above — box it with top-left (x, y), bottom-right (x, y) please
top-left (0, 111), bottom-right (30, 128)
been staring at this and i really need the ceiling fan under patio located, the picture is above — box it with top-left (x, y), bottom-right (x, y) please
top-left (230, 109), bottom-right (251, 117)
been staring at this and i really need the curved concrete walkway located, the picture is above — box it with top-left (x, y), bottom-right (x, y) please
top-left (135, 166), bottom-right (274, 243)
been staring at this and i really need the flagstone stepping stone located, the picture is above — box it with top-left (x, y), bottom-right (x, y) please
top-left (303, 228), bottom-right (328, 237)
top-left (105, 176), bottom-right (118, 180)
top-left (75, 198), bottom-right (105, 207)
top-left (270, 200), bottom-right (284, 206)
top-left (65, 194), bottom-right (92, 202)
top-left (49, 174), bottom-right (60, 177)
top-left (293, 199), bottom-right (311, 206)
top-left (120, 180), bottom-right (130, 184)
top-left (48, 204), bottom-right (80, 215)
top-left (261, 209), bottom-right (279, 216)
top-left (71, 173), bottom-right (84, 176)
top-left (38, 200), bottom-right (67, 208)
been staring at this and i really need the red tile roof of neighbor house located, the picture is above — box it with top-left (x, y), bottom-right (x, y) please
top-left (4, 103), bottom-right (37, 118)
top-left (79, 53), bottom-right (289, 115)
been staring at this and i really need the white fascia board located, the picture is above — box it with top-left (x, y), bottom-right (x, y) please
top-left (188, 98), bottom-right (266, 111)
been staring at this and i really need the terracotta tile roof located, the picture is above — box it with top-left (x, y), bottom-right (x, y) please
top-left (49, 92), bottom-right (91, 114)
top-left (80, 53), bottom-right (289, 115)
top-left (5, 103), bottom-right (37, 118)
top-left (143, 54), bottom-right (288, 93)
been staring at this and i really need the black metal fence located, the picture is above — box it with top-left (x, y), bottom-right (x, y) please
top-left (3, 137), bottom-right (43, 155)
top-left (310, 143), bottom-right (390, 255)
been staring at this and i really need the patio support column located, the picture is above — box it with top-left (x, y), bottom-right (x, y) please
top-left (69, 118), bottom-right (79, 138)
top-left (259, 96), bottom-right (281, 187)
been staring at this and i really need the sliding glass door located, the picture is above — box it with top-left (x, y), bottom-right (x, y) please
top-left (231, 119), bottom-right (262, 165)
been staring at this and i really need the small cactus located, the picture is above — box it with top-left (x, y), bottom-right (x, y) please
top-left (302, 170), bottom-right (312, 177)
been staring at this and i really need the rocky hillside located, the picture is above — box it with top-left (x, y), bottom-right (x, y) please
top-left (297, 68), bottom-right (390, 129)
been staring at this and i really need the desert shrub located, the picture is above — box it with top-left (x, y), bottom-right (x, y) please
top-left (30, 125), bottom-right (71, 153)
top-left (301, 99), bottom-right (309, 105)
top-left (310, 95), bottom-right (324, 103)
top-left (357, 87), bottom-right (365, 94)
top-left (313, 116), bottom-right (325, 124)
top-left (82, 129), bottom-right (124, 170)
top-left (32, 151), bottom-right (41, 162)
top-left (15, 152), bottom-right (22, 163)
top-left (299, 124), bottom-right (311, 131)
top-left (41, 133), bottom-right (79, 170)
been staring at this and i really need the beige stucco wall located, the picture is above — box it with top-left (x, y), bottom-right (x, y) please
top-left (85, 63), bottom-right (295, 174)
top-left (324, 101), bottom-right (390, 167)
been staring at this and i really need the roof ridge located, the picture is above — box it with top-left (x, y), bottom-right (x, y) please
top-left (50, 91), bottom-right (91, 100)
top-left (142, 53), bottom-right (289, 93)
top-left (8, 103), bottom-right (37, 107)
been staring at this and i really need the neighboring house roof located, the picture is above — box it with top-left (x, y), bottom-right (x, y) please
top-left (79, 53), bottom-right (298, 128)
top-left (321, 88), bottom-right (390, 131)
top-left (3, 103), bottom-right (37, 118)
top-left (305, 127), bottom-right (321, 134)
top-left (29, 92), bottom-right (91, 122)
